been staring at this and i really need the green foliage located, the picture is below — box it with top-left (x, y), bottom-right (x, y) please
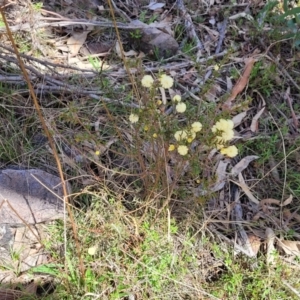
top-left (129, 29), bottom-right (142, 39)
top-left (32, 2), bottom-right (43, 11)
top-left (38, 196), bottom-right (199, 299)
top-left (256, 0), bottom-right (300, 48)
top-left (0, 15), bottom-right (4, 28)
top-left (139, 10), bottom-right (158, 24)
top-left (1, 2), bottom-right (300, 299)
top-left (210, 244), bottom-right (294, 299)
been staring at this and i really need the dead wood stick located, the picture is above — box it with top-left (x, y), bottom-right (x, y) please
top-left (0, 19), bottom-right (163, 33)
top-left (176, 0), bottom-right (204, 56)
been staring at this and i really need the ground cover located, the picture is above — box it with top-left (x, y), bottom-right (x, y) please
top-left (1, 0), bottom-right (300, 299)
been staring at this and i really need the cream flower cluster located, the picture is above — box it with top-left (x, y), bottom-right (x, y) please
top-left (171, 93), bottom-right (187, 113)
top-left (212, 119), bottom-right (234, 141)
top-left (160, 74), bottom-right (174, 89)
top-left (129, 113), bottom-right (139, 124)
top-left (129, 74), bottom-right (175, 125)
top-left (170, 122), bottom-right (203, 156)
top-left (212, 119), bottom-right (238, 158)
top-left (141, 75), bottom-right (154, 88)
top-left (141, 74), bottom-right (174, 89)
top-left (220, 145), bottom-right (238, 157)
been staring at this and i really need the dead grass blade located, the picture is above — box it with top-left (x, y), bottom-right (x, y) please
top-left (233, 173), bottom-right (260, 205)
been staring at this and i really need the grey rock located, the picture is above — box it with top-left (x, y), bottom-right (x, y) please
top-left (139, 27), bottom-right (179, 58)
top-left (129, 20), bottom-right (179, 59)
top-left (0, 168), bottom-right (67, 226)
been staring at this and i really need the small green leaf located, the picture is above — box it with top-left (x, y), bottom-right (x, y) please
top-left (30, 263), bottom-right (62, 276)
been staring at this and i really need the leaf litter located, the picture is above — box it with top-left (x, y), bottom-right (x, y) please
top-left (1, 0), bottom-right (300, 297)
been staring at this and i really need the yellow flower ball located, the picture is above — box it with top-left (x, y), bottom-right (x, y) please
top-left (153, 133), bottom-right (158, 138)
top-left (156, 100), bottom-right (162, 106)
top-left (187, 131), bottom-right (196, 143)
top-left (129, 113), bottom-right (139, 124)
top-left (168, 144), bottom-right (175, 151)
top-left (95, 150), bottom-right (100, 155)
top-left (221, 129), bottom-right (234, 142)
top-left (88, 245), bottom-right (98, 256)
top-left (220, 145), bottom-right (238, 158)
top-left (191, 122), bottom-right (202, 133)
top-left (212, 119), bottom-right (234, 133)
top-left (176, 102), bottom-right (187, 113)
top-left (177, 145), bottom-right (189, 156)
top-left (174, 130), bottom-right (188, 141)
top-left (141, 75), bottom-right (154, 88)
top-left (214, 64), bottom-right (220, 71)
top-left (159, 74), bottom-right (174, 89)
top-left (172, 95), bottom-right (181, 102)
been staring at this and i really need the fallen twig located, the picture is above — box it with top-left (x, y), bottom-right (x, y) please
top-left (176, 0), bottom-right (204, 57)
top-left (284, 87), bottom-right (299, 129)
top-left (0, 18), bottom-right (165, 33)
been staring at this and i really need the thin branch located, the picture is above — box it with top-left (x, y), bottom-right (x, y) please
top-left (176, 0), bottom-right (204, 57)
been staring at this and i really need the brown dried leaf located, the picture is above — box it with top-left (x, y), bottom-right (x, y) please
top-left (204, 83), bottom-right (222, 102)
top-left (231, 155), bottom-right (259, 176)
top-left (237, 173), bottom-right (260, 204)
top-left (277, 240), bottom-right (300, 256)
top-left (195, 160), bottom-right (228, 196)
top-left (250, 106), bottom-right (265, 132)
top-left (115, 41), bottom-right (138, 58)
top-left (260, 195), bottom-right (292, 208)
top-left (149, 17), bottom-right (174, 36)
top-left (260, 198), bottom-right (280, 208)
top-left (247, 234), bottom-right (261, 256)
top-left (283, 208), bottom-right (300, 223)
top-left (223, 57), bottom-right (256, 110)
top-left (67, 31), bottom-right (89, 56)
top-left (213, 160), bottom-right (229, 192)
top-left (281, 195), bottom-right (293, 206)
top-left (146, 2), bottom-right (165, 10)
top-left (232, 111), bottom-right (247, 127)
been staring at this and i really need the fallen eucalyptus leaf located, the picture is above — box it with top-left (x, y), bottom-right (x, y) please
top-left (277, 239), bottom-right (300, 256)
top-left (231, 155), bottom-right (259, 176)
top-left (266, 228), bottom-right (276, 265)
top-left (232, 111), bottom-right (247, 127)
top-left (67, 31), bottom-right (89, 56)
top-left (250, 106), bottom-right (265, 132)
top-left (281, 194), bottom-right (293, 207)
top-left (146, 2), bottom-right (165, 10)
top-left (237, 173), bottom-right (260, 204)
